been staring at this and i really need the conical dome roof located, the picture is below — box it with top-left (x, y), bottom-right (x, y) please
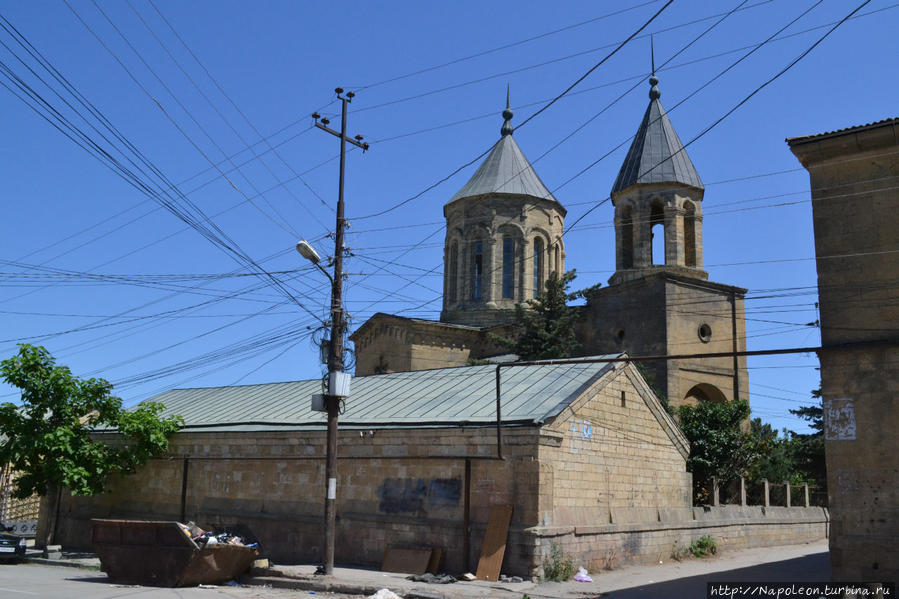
top-left (612, 75), bottom-right (703, 194)
top-left (448, 94), bottom-right (558, 205)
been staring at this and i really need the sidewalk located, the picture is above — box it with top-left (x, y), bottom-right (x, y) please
top-left (22, 539), bottom-right (830, 599)
top-left (23, 547), bottom-right (101, 570)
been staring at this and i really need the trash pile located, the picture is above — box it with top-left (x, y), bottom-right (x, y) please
top-left (176, 522), bottom-right (259, 550)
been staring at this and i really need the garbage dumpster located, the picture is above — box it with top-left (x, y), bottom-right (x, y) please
top-left (91, 519), bottom-right (258, 587)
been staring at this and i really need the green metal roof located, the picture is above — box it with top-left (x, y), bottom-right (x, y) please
top-left (144, 357), bottom-right (623, 433)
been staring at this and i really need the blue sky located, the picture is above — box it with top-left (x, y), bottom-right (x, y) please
top-left (0, 0), bottom-right (895, 433)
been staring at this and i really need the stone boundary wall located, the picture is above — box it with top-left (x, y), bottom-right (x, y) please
top-left (53, 427), bottom-right (541, 574)
top-left (51, 423), bottom-right (828, 578)
top-left (524, 505), bottom-right (829, 577)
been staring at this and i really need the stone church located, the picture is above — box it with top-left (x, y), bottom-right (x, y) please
top-left (352, 75), bottom-right (749, 410)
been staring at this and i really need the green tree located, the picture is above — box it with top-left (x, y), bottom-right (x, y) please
top-left (493, 270), bottom-right (598, 361)
top-left (677, 400), bottom-right (756, 504)
top-left (0, 344), bottom-right (182, 545)
top-left (786, 388), bottom-right (825, 494)
top-left (747, 418), bottom-right (797, 489)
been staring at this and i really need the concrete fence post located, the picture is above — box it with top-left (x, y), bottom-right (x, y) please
top-left (803, 483), bottom-right (810, 507)
top-left (712, 477), bottom-right (719, 506)
top-left (784, 481), bottom-right (791, 507)
top-left (740, 476), bottom-right (747, 507)
top-left (761, 478), bottom-right (770, 507)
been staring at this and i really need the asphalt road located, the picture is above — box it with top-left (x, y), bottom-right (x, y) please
top-left (0, 562), bottom-right (360, 599)
top-left (0, 540), bottom-right (833, 598)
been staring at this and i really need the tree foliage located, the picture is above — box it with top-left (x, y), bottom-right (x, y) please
top-left (785, 389), bottom-right (825, 491)
top-left (677, 399), bottom-right (755, 503)
top-left (493, 270), bottom-right (598, 361)
top-left (679, 386), bottom-right (826, 504)
top-left (747, 417), bottom-right (796, 485)
top-left (0, 344), bottom-right (182, 499)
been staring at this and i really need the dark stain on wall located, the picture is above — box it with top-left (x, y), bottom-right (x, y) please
top-left (378, 478), bottom-right (461, 514)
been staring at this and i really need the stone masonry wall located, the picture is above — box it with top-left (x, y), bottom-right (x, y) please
top-left (664, 277), bottom-right (750, 408)
top-left (578, 274), bottom-right (748, 410)
top-left (528, 506), bottom-right (829, 576)
top-left (537, 363), bottom-right (692, 530)
top-left (789, 119), bottom-right (899, 582)
top-left (351, 314), bottom-right (513, 376)
top-left (55, 426), bottom-right (542, 575)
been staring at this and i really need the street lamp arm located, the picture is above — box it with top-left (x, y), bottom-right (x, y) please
top-left (312, 261), bottom-right (334, 284)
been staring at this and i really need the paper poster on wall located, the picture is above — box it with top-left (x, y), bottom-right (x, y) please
top-left (824, 397), bottom-right (856, 441)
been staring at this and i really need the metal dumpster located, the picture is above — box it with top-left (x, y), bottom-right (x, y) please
top-left (91, 519), bottom-right (258, 587)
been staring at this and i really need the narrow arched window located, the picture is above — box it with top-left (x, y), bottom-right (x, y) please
top-left (533, 238), bottom-right (544, 297)
top-left (684, 202), bottom-right (697, 267)
top-left (449, 241), bottom-right (459, 302)
top-left (650, 200), bottom-right (665, 265)
top-left (502, 236), bottom-right (515, 299)
top-left (621, 206), bottom-right (634, 269)
top-left (472, 240), bottom-right (483, 300)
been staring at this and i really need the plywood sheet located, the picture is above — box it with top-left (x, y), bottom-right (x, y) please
top-left (381, 547), bottom-right (432, 574)
top-left (475, 504), bottom-right (513, 581)
top-left (426, 548), bottom-right (443, 574)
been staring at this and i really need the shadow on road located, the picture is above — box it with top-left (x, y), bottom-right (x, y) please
top-left (593, 551), bottom-right (830, 597)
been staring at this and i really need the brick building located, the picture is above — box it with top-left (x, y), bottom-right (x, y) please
top-left (787, 117), bottom-right (899, 582)
top-left (55, 357), bottom-right (826, 575)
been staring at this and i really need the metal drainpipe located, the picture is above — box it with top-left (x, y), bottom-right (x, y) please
top-left (495, 365), bottom-right (503, 460)
top-left (180, 458), bottom-right (190, 523)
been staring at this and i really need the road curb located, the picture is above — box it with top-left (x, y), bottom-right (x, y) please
top-left (243, 575), bottom-right (451, 599)
top-left (22, 556), bottom-right (101, 570)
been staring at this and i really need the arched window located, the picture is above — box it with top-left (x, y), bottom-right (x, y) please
top-left (533, 238), bottom-right (544, 298)
top-left (684, 201), bottom-right (697, 267)
top-left (620, 206), bottom-right (634, 269)
top-left (502, 236), bottom-right (515, 299)
top-left (650, 200), bottom-right (666, 265)
top-left (472, 240), bottom-right (483, 300)
top-left (448, 241), bottom-right (458, 302)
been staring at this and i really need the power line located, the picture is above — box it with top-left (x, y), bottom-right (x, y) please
top-left (135, 0), bottom-right (333, 228)
top-left (352, 0), bottom-right (664, 91)
top-left (1, 4), bottom-right (326, 325)
top-left (352, 1), bottom-right (776, 117)
top-left (350, 1), bottom-right (675, 222)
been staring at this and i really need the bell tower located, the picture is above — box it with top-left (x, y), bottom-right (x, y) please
top-left (578, 73), bottom-right (749, 411)
top-left (610, 73), bottom-right (707, 285)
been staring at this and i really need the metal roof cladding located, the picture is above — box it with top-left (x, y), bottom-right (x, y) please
top-left (612, 74), bottom-right (703, 194)
top-left (142, 356), bottom-right (623, 433)
top-left (785, 116), bottom-right (898, 144)
top-left (447, 91), bottom-right (558, 205)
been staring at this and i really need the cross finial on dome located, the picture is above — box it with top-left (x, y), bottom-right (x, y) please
top-left (501, 84), bottom-right (514, 136)
top-left (649, 36), bottom-right (660, 100)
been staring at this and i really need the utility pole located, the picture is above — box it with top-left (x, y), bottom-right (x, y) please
top-left (311, 88), bottom-right (368, 575)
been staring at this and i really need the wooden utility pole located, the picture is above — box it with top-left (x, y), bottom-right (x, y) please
top-left (312, 88), bottom-right (368, 575)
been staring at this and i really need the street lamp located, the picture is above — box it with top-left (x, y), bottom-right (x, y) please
top-left (296, 240), bottom-right (322, 265)
top-left (296, 241), bottom-right (331, 282)
top-left (296, 86), bottom-right (367, 576)
top-left (295, 238), bottom-right (343, 573)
